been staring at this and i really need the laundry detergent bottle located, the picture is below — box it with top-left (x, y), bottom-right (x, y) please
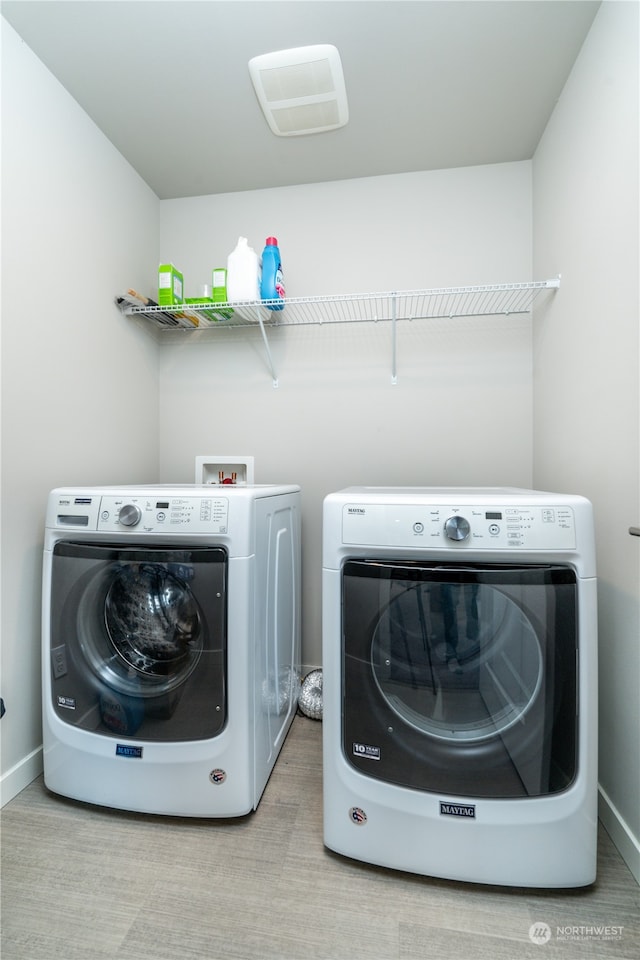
top-left (227, 237), bottom-right (260, 301)
top-left (260, 236), bottom-right (285, 310)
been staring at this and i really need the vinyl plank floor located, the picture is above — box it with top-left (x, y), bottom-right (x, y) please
top-left (1, 716), bottom-right (638, 960)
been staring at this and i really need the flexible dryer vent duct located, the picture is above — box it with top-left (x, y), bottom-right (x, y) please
top-left (298, 670), bottom-right (323, 720)
top-left (249, 45), bottom-right (348, 136)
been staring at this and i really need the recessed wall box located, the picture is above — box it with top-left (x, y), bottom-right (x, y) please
top-left (195, 456), bottom-right (255, 486)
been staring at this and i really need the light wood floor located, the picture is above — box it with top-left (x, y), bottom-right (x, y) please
top-left (1, 716), bottom-right (638, 960)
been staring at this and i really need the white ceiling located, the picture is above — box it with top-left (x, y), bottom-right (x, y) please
top-left (2, 0), bottom-right (601, 199)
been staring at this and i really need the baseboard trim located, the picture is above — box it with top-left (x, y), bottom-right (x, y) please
top-left (599, 783), bottom-right (640, 884)
top-left (0, 745), bottom-right (43, 808)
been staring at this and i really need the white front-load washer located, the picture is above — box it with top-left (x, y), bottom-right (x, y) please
top-left (42, 484), bottom-right (301, 817)
top-left (322, 487), bottom-right (598, 887)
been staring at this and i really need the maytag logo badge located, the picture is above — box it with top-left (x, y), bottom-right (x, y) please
top-left (440, 801), bottom-right (476, 819)
top-left (347, 507), bottom-right (365, 515)
top-left (116, 744), bottom-right (143, 759)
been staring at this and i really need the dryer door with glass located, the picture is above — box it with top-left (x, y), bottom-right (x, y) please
top-left (342, 560), bottom-right (577, 798)
top-left (49, 541), bottom-right (227, 740)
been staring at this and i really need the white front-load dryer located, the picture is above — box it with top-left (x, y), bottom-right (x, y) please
top-left (43, 484), bottom-right (301, 816)
top-left (322, 487), bottom-right (598, 887)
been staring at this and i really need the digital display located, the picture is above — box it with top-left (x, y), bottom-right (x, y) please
top-left (156, 501), bottom-right (170, 509)
top-left (485, 512), bottom-right (502, 520)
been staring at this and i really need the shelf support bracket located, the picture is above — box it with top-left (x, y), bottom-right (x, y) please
top-left (391, 294), bottom-right (398, 385)
top-left (255, 307), bottom-right (279, 387)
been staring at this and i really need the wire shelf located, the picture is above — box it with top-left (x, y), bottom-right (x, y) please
top-left (122, 279), bottom-right (560, 330)
top-left (119, 278), bottom-right (560, 386)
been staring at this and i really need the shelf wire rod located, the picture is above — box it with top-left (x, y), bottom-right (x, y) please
top-left (499, 287), bottom-right (526, 314)
top-left (254, 306), bottom-right (279, 386)
top-left (472, 288), bottom-right (490, 315)
top-left (323, 298), bottom-right (342, 323)
top-left (433, 292), bottom-right (445, 317)
top-left (391, 294), bottom-right (398, 385)
top-left (456, 290), bottom-right (470, 317)
top-left (300, 300), bottom-right (319, 324)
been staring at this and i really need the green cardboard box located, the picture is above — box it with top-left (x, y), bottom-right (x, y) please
top-left (212, 268), bottom-right (228, 302)
top-left (210, 268), bottom-right (233, 319)
top-left (185, 298), bottom-right (223, 322)
top-left (158, 263), bottom-right (184, 306)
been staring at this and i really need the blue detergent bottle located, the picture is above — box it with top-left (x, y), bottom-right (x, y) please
top-left (260, 236), bottom-right (285, 310)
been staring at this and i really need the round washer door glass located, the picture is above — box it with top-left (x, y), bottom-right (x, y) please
top-left (50, 542), bottom-right (227, 741)
top-left (371, 581), bottom-right (544, 744)
top-left (341, 560), bottom-right (578, 799)
top-left (104, 563), bottom-right (202, 683)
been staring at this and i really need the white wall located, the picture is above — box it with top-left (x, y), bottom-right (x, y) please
top-left (0, 21), bottom-right (161, 803)
top-left (158, 162), bottom-right (534, 671)
top-left (533, 1), bottom-right (640, 881)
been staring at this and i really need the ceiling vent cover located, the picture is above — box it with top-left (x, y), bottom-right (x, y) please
top-left (249, 45), bottom-right (348, 137)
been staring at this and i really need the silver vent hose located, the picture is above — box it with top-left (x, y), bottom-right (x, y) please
top-left (298, 669), bottom-right (323, 720)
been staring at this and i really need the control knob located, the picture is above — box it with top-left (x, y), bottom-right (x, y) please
top-left (118, 504), bottom-right (142, 527)
top-left (444, 515), bottom-right (471, 541)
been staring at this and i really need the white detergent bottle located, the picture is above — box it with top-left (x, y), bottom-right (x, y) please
top-left (226, 237), bottom-right (260, 301)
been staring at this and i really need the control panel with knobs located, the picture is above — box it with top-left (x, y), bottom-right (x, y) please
top-left (339, 498), bottom-right (580, 551)
top-left (444, 515), bottom-right (471, 541)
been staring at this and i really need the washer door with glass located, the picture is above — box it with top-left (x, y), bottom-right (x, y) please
top-left (342, 560), bottom-right (577, 799)
top-left (49, 541), bottom-right (227, 741)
